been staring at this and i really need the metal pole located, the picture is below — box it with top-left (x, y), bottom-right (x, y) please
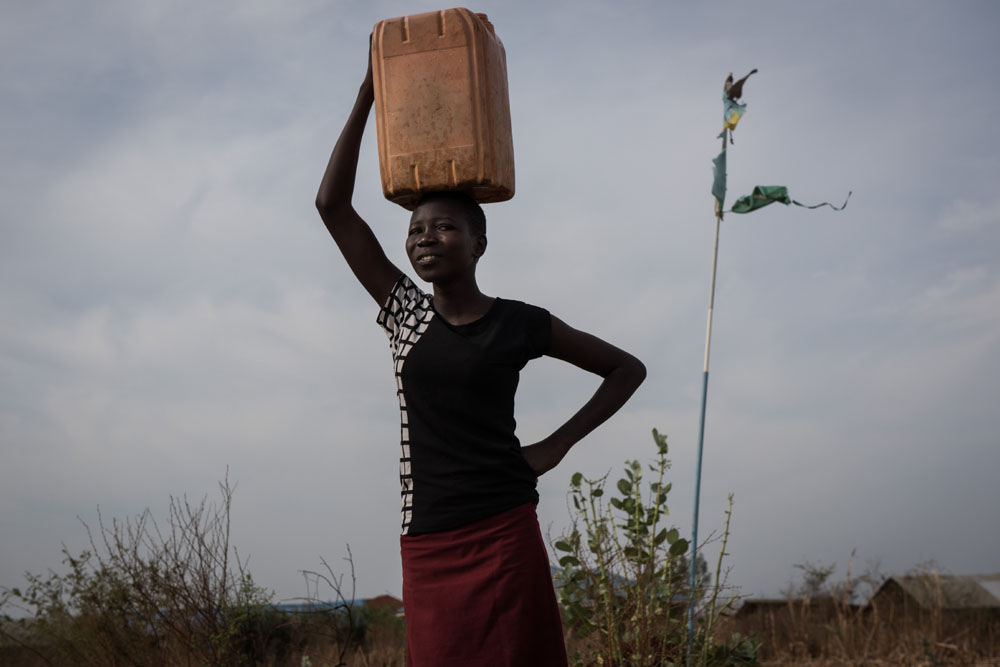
top-left (687, 134), bottom-right (725, 663)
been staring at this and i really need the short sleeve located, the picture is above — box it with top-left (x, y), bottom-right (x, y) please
top-left (521, 303), bottom-right (552, 360)
top-left (377, 275), bottom-right (434, 362)
top-left (377, 275), bottom-right (425, 337)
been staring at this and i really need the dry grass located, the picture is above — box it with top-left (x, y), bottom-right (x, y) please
top-left (5, 601), bottom-right (998, 666)
top-left (722, 597), bottom-right (1000, 667)
top-left (293, 601), bottom-right (999, 667)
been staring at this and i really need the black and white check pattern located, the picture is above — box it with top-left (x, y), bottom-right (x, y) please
top-left (377, 277), bottom-right (434, 535)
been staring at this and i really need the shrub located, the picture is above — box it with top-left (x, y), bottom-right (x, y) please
top-left (553, 428), bottom-right (759, 666)
top-left (0, 476), bottom-right (280, 666)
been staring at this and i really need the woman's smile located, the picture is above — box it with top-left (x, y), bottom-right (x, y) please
top-left (405, 198), bottom-right (485, 282)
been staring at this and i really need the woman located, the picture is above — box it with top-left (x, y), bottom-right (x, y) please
top-left (315, 47), bottom-right (646, 667)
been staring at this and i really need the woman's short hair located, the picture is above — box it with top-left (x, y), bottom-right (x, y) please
top-left (416, 191), bottom-right (487, 236)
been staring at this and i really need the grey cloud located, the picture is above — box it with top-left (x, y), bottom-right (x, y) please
top-left (2, 0), bottom-right (999, 603)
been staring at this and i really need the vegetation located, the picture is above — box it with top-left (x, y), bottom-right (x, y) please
top-left (0, 478), bottom-right (371, 666)
top-left (2, 435), bottom-right (997, 666)
top-left (728, 559), bottom-right (1000, 666)
top-left (553, 428), bottom-right (758, 666)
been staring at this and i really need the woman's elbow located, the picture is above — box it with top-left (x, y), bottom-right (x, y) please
top-left (315, 196), bottom-right (350, 226)
top-left (315, 193), bottom-right (335, 216)
top-left (632, 356), bottom-right (647, 387)
top-left (315, 187), bottom-right (350, 215)
top-left (620, 353), bottom-right (646, 389)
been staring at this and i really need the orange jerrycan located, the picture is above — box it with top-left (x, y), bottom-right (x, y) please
top-left (372, 8), bottom-right (514, 210)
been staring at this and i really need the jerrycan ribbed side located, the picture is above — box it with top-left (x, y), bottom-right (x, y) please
top-left (372, 8), bottom-right (515, 210)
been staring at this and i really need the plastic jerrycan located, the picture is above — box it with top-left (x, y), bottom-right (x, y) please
top-left (371, 8), bottom-right (515, 210)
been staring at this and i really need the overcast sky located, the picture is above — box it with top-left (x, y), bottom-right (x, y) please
top-left (3, 0), bottom-right (998, 605)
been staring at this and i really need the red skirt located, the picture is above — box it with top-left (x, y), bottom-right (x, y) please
top-left (400, 503), bottom-right (568, 667)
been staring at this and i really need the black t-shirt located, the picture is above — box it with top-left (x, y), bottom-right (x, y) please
top-left (377, 275), bottom-right (551, 535)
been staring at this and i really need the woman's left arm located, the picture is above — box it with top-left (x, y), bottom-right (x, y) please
top-left (521, 315), bottom-right (647, 477)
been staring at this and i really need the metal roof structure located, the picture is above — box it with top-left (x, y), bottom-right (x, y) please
top-left (872, 573), bottom-right (1000, 610)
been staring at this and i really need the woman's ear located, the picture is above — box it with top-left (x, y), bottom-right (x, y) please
top-left (474, 234), bottom-right (487, 259)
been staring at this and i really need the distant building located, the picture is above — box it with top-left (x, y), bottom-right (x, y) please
top-left (273, 594), bottom-right (404, 618)
top-left (725, 573), bottom-right (1000, 660)
top-left (733, 596), bottom-right (855, 623)
top-left (869, 573), bottom-right (1000, 615)
top-left (365, 594), bottom-right (405, 617)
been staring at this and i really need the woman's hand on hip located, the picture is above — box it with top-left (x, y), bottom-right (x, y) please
top-left (521, 437), bottom-right (570, 478)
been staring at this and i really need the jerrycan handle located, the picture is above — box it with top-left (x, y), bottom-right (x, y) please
top-left (475, 13), bottom-right (496, 35)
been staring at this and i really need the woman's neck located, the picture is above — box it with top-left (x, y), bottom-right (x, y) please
top-left (432, 280), bottom-right (493, 326)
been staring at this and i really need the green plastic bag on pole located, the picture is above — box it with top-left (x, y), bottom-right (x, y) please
top-left (730, 185), bottom-right (791, 213)
top-left (730, 185), bottom-right (851, 214)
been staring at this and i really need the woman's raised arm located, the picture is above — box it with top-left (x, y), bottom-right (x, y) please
top-left (315, 46), bottom-right (401, 305)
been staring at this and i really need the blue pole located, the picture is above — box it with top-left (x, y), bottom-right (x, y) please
top-left (687, 196), bottom-right (723, 663)
top-left (688, 369), bottom-right (710, 644)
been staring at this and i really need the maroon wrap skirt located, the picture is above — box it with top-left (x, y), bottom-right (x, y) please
top-left (400, 503), bottom-right (568, 667)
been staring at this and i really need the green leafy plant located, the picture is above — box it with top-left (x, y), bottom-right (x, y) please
top-left (553, 428), bottom-right (758, 666)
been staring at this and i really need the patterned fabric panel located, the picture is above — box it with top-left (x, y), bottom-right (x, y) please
top-left (377, 276), bottom-right (434, 534)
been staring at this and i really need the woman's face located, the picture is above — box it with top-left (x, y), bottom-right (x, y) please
top-left (406, 198), bottom-right (486, 284)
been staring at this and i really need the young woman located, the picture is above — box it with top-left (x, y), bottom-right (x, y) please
top-left (315, 47), bottom-right (646, 667)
